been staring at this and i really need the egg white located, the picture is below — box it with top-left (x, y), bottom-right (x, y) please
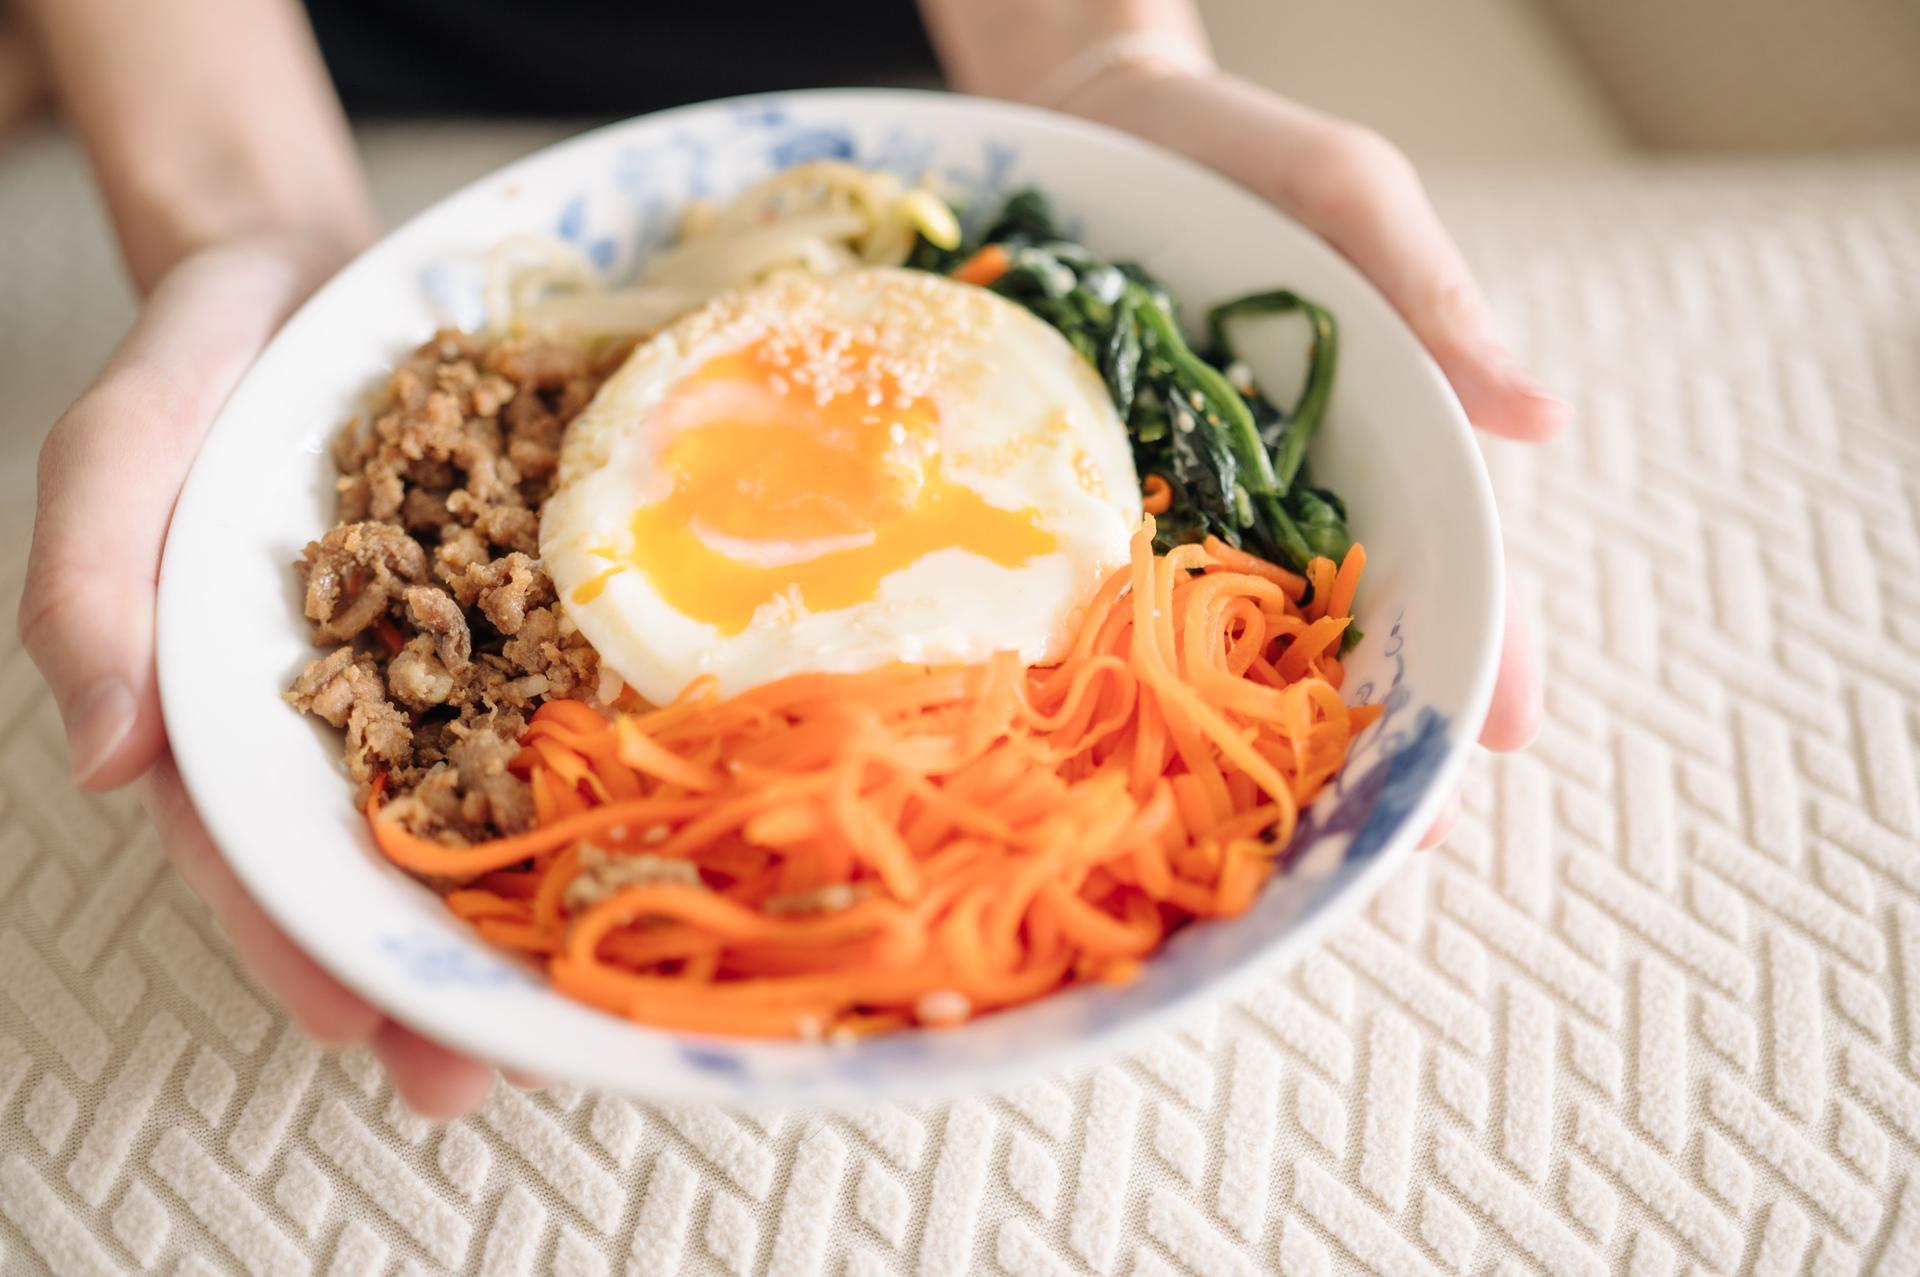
top-left (541, 267), bottom-right (1140, 704)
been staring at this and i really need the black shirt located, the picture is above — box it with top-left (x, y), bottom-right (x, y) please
top-left (305, 0), bottom-right (940, 117)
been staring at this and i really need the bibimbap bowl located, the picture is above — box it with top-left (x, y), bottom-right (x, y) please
top-left (156, 90), bottom-right (1503, 1101)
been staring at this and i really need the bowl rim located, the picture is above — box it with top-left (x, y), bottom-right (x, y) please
top-left (156, 86), bottom-right (1504, 1101)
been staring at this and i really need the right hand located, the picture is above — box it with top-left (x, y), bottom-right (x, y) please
top-left (18, 232), bottom-right (511, 1116)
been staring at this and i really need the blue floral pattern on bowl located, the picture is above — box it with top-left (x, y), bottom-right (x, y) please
top-left (381, 931), bottom-right (536, 989)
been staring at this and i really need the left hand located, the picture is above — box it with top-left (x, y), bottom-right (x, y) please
top-left (20, 238), bottom-right (519, 1117)
top-left (1065, 67), bottom-right (1567, 846)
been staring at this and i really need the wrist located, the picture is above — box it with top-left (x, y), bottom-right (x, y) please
top-left (111, 162), bottom-right (374, 296)
top-left (1050, 56), bottom-right (1226, 153)
top-left (156, 226), bottom-right (361, 325)
top-left (1054, 66), bottom-right (1315, 198)
top-left (921, 0), bottom-right (1212, 109)
top-left (1029, 33), bottom-right (1215, 118)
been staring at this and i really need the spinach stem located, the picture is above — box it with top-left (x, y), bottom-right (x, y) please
top-left (1208, 291), bottom-right (1338, 492)
top-left (1130, 290), bottom-right (1281, 500)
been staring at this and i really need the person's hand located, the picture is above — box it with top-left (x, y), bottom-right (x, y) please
top-left (18, 233), bottom-right (512, 1117)
top-left (1064, 67), bottom-right (1567, 846)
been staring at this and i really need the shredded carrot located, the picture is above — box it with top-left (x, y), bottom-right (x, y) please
top-left (1141, 474), bottom-right (1172, 514)
top-left (951, 243), bottom-right (1012, 288)
top-left (1326, 543), bottom-right (1366, 621)
top-left (372, 617), bottom-right (406, 658)
top-left (1304, 556), bottom-right (1337, 619)
top-left (368, 519), bottom-right (1376, 1039)
top-left (1201, 536), bottom-right (1307, 601)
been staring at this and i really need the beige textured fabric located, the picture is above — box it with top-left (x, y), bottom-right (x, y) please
top-left (4, 143), bottom-right (1920, 1275)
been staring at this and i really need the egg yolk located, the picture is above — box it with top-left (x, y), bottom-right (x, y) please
top-left (586, 334), bottom-right (1058, 633)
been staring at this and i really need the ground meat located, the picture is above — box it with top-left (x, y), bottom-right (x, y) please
top-left (284, 330), bottom-right (611, 840)
top-left (364, 459), bottom-right (407, 522)
top-left (386, 636), bottom-right (455, 709)
top-left (503, 392), bottom-right (564, 480)
top-left (552, 377), bottom-right (600, 421)
top-left (444, 712), bottom-right (537, 834)
top-left (402, 584), bottom-right (472, 671)
top-left (501, 606), bottom-right (595, 697)
top-left (376, 713), bottom-right (533, 840)
top-left (461, 551), bottom-right (552, 635)
top-left (484, 337), bottom-right (591, 388)
top-left (434, 525), bottom-right (491, 592)
top-left (346, 694), bottom-right (415, 785)
top-left (447, 423), bottom-right (521, 507)
top-left (285, 646), bottom-right (379, 728)
top-left (299, 521), bottom-right (428, 644)
top-left (400, 487), bottom-right (452, 533)
top-left (283, 646), bottom-right (413, 784)
top-left (475, 506), bottom-right (539, 557)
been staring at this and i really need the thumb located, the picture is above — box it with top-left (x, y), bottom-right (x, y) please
top-left (18, 238), bottom-right (338, 790)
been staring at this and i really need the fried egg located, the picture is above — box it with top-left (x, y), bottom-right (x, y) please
top-left (541, 267), bottom-right (1139, 703)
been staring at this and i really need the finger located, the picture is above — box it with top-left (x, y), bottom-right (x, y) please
top-left (19, 243), bottom-right (330, 790)
top-left (143, 754), bottom-right (382, 1046)
top-left (1419, 790), bottom-right (1462, 849)
top-left (1070, 72), bottom-right (1569, 443)
top-left (374, 1023), bottom-right (499, 1120)
top-left (500, 1068), bottom-right (551, 1091)
top-left (1270, 120), bottom-right (1570, 444)
top-left (1478, 598), bottom-right (1543, 753)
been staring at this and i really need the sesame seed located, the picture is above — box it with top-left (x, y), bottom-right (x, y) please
top-left (657, 268), bottom-right (1003, 429)
top-left (914, 990), bottom-right (972, 1027)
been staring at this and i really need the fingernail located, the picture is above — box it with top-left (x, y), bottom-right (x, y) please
top-left (66, 680), bottom-right (136, 784)
top-left (1526, 386), bottom-right (1575, 422)
top-left (1493, 372), bottom-right (1573, 441)
top-left (1511, 370), bottom-right (1574, 416)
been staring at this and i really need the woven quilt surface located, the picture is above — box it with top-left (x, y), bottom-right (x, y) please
top-left (2, 158), bottom-right (1920, 1276)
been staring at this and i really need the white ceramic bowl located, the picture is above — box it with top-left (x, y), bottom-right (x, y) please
top-left (157, 90), bottom-right (1502, 1103)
